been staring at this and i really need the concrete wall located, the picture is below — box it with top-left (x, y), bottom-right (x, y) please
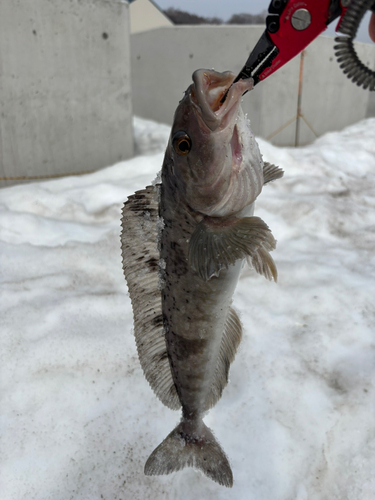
top-left (131, 26), bottom-right (375, 146)
top-left (366, 89), bottom-right (375, 117)
top-left (0, 0), bottom-right (133, 187)
top-left (129, 0), bottom-right (172, 34)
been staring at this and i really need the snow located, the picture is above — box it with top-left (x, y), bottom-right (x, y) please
top-left (1, 115), bottom-right (375, 500)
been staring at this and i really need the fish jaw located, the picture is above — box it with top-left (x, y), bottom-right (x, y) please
top-left (192, 69), bottom-right (253, 132)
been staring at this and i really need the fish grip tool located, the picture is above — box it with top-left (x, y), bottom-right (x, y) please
top-left (221, 0), bottom-right (375, 103)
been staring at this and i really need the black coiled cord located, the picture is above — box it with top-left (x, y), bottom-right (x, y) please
top-left (334, 0), bottom-right (375, 90)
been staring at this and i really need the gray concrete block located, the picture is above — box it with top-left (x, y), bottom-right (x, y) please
top-left (0, 0), bottom-right (133, 187)
top-left (367, 92), bottom-right (375, 117)
top-left (131, 26), bottom-right (375, 147)
top-left (300, 37), bottom-right (375, 145)
top-left (131, 26), bottom-right (268, 129)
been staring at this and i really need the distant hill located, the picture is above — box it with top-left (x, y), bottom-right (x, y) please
top-left (164, 8), bottom-right (266, 25)
top-left (227, 13), bottom-right (266, 24)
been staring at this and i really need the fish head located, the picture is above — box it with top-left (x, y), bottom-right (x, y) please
top-left (164, 69), bottom-right (264, 217)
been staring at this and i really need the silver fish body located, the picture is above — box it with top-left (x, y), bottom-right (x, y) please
top-left (121, 69), bottom-right (283, 487)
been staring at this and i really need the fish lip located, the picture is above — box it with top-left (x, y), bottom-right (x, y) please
top-left (191, 69), bottom-right (253, 131)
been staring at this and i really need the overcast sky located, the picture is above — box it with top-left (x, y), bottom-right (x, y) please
top-left (155, 0), bottom-right (373, 43)
top-left (156, 0), bottom-right (269, 20)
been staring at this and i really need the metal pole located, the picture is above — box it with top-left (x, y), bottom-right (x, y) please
top-left (295, 50), bottom-right (305, 147)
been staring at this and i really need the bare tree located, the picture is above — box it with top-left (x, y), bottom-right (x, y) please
top-left (227, 13), bottom-right (266, 25)
top-left (164, 8), bottom-right (222, 25)
top-left (164, 9), bottom-right (266, 26)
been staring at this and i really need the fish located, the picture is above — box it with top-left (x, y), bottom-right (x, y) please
top-left (120, 69), bottom-right (283, 487)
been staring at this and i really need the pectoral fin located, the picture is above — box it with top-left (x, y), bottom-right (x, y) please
top-left (246, 247), bottom-right (277, 282)
top-left (188, 216), bottom-right (277, 281)
top-left (263, 162), bottom-right (284, 185)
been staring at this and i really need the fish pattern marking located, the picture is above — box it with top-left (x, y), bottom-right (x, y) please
top-left (121, 69), bottom-right (283, 487)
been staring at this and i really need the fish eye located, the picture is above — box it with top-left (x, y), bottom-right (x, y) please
top-left (173, 131), bottom-right (191, 156)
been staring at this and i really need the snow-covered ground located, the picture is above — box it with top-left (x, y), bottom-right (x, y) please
top-left (1, 116), bottom-right (375, 500)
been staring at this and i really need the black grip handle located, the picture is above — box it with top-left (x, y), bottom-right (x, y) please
top-left (334, 0), bottom-right (375, 91)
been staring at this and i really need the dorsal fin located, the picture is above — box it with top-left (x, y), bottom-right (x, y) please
top-left (120, 185), bottom-right (180, 410)
top-left (263, 162), bottom-right (284, 184)
top-left (204, 308), bottom-right (242, 411)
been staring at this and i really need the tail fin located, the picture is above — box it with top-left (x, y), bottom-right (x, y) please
top-left (144, 420), bottom-right (233, 487)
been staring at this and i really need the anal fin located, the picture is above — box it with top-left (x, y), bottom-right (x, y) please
top-left (205, 308), bottom-right (242, 411)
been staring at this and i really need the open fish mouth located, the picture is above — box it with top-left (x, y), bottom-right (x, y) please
top-left (192, 69), bottom-right (253, 131)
